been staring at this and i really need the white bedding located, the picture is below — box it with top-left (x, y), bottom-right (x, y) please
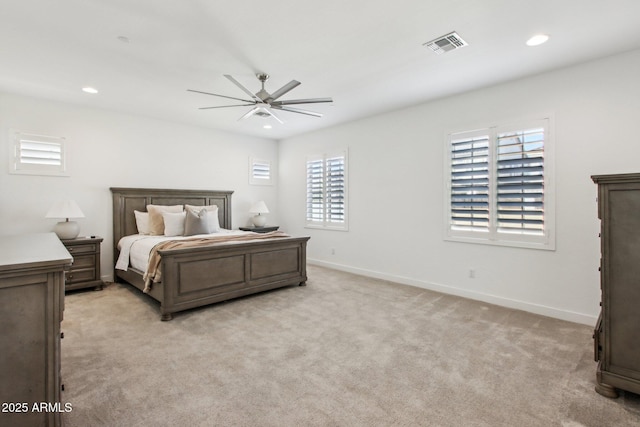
top-left (116, 229), bottom-right (251, 273)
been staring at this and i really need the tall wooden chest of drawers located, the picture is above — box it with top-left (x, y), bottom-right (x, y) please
top-left (592, 173), bottom-right (640, 398)
top-left (0, 232), bottom-right (72, 426)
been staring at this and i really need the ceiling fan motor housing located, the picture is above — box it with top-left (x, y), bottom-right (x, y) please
top-left (256, 73), bottom-right (270, 100)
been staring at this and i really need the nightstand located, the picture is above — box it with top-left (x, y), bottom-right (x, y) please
top-left (60, 236), bottom-right (104, 291)
top-left (239, 226), bottom-right (280, 233)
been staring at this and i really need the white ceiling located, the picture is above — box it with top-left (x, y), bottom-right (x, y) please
top-left (2, 0), bottom-right (640, 140)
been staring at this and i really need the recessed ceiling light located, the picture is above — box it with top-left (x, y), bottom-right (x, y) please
top-left (526, 34), bottom-right (549, 47)
top-left (82, 87), bottom-right (98, 94)
top-left (263, 124), bottom-right (272, 129)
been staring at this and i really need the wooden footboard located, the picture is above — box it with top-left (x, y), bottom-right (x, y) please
top-left (157, 236), bottom-right (309, 320)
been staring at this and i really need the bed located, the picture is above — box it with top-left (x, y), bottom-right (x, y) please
top-left (111, 187), bottom-right (309, 320)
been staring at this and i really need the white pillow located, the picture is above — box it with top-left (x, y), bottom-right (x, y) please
top-left (134, 210), bottom-right (150, 235)
top-left (207, 211), bottom-right (220, 233)
top-left (147, 204), bottom-right (183, 235)
top-left (162, 211), bottom-right (186, 236)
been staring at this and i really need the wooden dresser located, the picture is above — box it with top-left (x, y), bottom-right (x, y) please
top-left (592, 173), bottom-right (640, 398)
top-left (0, 233), bottom-right (72, 427)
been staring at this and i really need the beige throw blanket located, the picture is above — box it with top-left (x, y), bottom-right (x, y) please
top-left (142, 231), bottom-right (290, 292)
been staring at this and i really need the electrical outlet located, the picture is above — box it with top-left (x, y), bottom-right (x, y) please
top-left (469, 269), bottom-right (475, 279)
top-left (331, 248), bottom-right (335, 255)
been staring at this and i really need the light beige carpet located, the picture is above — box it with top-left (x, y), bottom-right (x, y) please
top-left (60, 265), bottom-right (640, 426)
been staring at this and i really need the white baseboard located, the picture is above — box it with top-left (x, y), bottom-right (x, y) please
top-left (308, 258), bottom-right (597, 326)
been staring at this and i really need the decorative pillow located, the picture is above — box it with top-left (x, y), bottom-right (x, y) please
top-left (162, 211), bottom-right (186, 237)
top-left (185, 204), bottom-right (220, 232)
top-left (134, 210), bottom-right (150, 234)
top-left (184, 208), bottom-right (211, 236)
top-left (147, 204), bottom-right (183, 235)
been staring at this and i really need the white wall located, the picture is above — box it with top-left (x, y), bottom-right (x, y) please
top-left (278, 49), bottom-right (640, 325)
top-left (0, 93), bottom-right (279, 280)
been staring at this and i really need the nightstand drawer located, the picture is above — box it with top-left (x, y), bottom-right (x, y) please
top-left (65, 244), bottom-right (97, 254)
top-left (70, 254), bottom-right (96, 269)
top-left (66, 269), bottom-right (96, 284)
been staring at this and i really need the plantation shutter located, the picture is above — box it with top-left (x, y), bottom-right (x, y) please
top-left (446, 119), bottom-right (552, 249)
top-left (449, 133), bottom-right (490, 231)
top-left (19, 139), bottom-right (62, 166)
top-left (249, 158), bottom-right (272, 185)
top-left (306, 151), bottom-right (348, 229)
top-left (11, 131), bottom-right (67, 176)
top-left (496, 127), bottom-right (545, 234)
top-left (306, 158), bottom-right (324, 223)
top-left (325, 155), bottom-right (345, 224)
top-left (252, 161), bottom-right (270, 180)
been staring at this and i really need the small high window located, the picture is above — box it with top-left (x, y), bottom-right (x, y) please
top-left (249, 157), bottom-right (272, 185)
top-left (10, 131), bottom-right (68, 176)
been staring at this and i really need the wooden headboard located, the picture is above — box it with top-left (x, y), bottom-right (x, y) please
top-left (110, 187), bottom-right (233, 252)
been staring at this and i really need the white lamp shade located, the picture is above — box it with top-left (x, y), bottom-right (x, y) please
top-left (46, 200), bottom-right (85, 220)
top-left (249, 201), bottom-right (269, 214)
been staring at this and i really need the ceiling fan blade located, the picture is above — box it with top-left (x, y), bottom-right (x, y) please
top-left (266, 108), bottom-right (284, 124)
top-left (224, 75), bottom-right (261, 102)
top-left (238, 106), bottom-right (260, 121)
top-left (271, 105), bottom-right (323, 118)
top-left (267, 80), bottom-right (301, 102)
top-left (187, 89), bottom-right (254, 104)
top-left (198, 104), bottom-right (255, 110)
top-left (271, 97), bottom-right (333, 106)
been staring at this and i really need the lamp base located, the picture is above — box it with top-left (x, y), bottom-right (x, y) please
top-left (53, 221), bottom-right (80, 240)
top-left (251, 214), bottom-right (267, 227)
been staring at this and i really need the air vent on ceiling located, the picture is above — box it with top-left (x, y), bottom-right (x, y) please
top-left (423, 31), bottom-right (468, 55)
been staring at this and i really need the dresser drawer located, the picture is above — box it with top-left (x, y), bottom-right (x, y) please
top-left (65, 244), bottom-right (97, 255)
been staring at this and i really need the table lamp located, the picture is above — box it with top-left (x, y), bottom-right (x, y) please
top-left (46, 200), bottom-right (85, 239)
top-left (249, 201), bottom-right (269, 227)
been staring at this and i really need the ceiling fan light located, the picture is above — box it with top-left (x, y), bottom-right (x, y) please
top-left (526, 34), bottom-right (549, 46)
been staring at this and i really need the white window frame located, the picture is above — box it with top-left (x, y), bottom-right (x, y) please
top-left (444, 118), bottom-right (555, 250)
top-left (10, 130), bottom-right (68, 177)
top-left (249, 157), bottom-right (273, 185)
top-left (306, 150), bottom-right (348, 231)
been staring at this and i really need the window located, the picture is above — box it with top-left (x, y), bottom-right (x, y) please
top-left (306, 150), bottom-right (348, 230)
top-left (445, 119), bottom-right (554, 250)
top-left (10, 131), bottom-right (68, 176)
top-left (249, 157), bottom-right (272, 185)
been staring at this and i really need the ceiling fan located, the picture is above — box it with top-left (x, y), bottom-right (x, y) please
top-left (188, 73), bottom-right (332, 124)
